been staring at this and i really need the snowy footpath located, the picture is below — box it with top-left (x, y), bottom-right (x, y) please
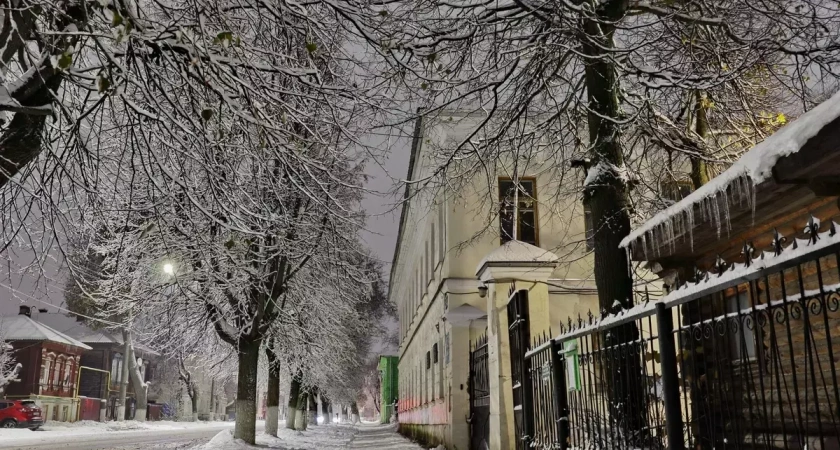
top-left (199, 422), bottom-right (425, 450)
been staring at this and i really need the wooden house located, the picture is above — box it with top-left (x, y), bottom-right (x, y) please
top-left (619, 93), bottom-right (840, 449)
top-left (35, 312), bottom-right (160, 421)
top-left (0, 306), bottom-right (91, 422)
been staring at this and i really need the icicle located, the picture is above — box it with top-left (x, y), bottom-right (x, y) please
top-left (641, 233), bottom-right (649, 261)
top-left (721, 189), bottom-right (731, 237)
top-left (750, 177), bottom-right (757, 225)
top-left (686, 208), bottom-right (695, 252)
top-left (653, 226), bottom-right (660, 258)
top-left (712, 193), bottom-right (722, 238)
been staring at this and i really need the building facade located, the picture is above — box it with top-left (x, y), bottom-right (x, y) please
top-left (35, 312), bottom-right (160, 421)
top-left (1, 307), bottom-right (92, 423)
top-left (391, 114), bottom-right (598, 449)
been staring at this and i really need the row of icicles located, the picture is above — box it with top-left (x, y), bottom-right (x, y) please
top-left (629, 173), bottom-right (756, 259)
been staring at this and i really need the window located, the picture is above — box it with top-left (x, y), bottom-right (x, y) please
top-left (661, 179), bottom-right (693, 203)
top-left (584, 204), bottom-right (595, 251)
top-left (425, 351), bottom-right (431, 370)
top-left (64, 359), bottom-right (73, 389)
top-left (432, 343), bottom-right (439, 364)
top-left (53, 356), bottom-right (63, 388)
top-left (437, 338), bottom-right (444, 398)
top-left (431, 223), bottom-right (436, 268)
top-left (726, 289), bottom-right (756, 360)
top-left (438, 206), bottom-right (445, 260)
top-left (112, 353), bottom-right (124, 384)
top-left (499, 178), bottom-right (538, 245)
top-left (41, 356), bottom-right (53, 386)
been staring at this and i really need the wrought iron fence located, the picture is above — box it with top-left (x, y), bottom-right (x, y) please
top-left (469, 331), bottom-right (490, 450)
top-left (524, 218), bottom-right (840, 450)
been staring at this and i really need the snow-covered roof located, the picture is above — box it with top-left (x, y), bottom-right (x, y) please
top-left (531, 219), bottom-right (840, 353)
top-left (35, 313), bottom-right (159, 355)
top-left (0, 315), bottom-right (92, 350)
top-left (620, 90), bottom-right (840, 251)
top-left (475, 239), bottom-right (559, 275)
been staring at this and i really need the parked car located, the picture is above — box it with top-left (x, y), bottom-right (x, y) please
top-left (0, 400), bottom-right (43, 430)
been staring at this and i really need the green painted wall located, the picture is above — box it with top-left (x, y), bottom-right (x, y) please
top-left (378, 355), bottom-right (399, 424)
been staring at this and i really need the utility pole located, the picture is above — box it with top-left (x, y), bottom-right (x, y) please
top-left (116, 329), bottom-right (131, 421)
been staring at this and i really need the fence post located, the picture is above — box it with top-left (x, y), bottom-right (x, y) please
top-left (655, 302), bottom-right (684, 450)
top-left (550, 339), bottom-right (570, 450)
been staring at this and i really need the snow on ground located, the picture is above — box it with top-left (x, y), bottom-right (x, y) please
top-left (0, 419), bottom-right (235, 442)
top-left (198, 423), bottom-right (424, 450)
top-left (42, 419), bottom-right (236, 433)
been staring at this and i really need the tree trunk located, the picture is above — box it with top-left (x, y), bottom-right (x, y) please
top-left (307, 388), bottom-right (318, 426)
top-left (321, 395), bottom-right (332, 424)
top-left (581, 0), bottom-right (648, 443)
top-left (350, 401), bottom-right (360, 425)
top-left (234, 339), bottom-right (261, 444)
top-left (116, 330), bottom-right (131, 421)
top-left (190, 383), bottom-right (200, 422)
top-left (295, 391), bottom-right (308, 431)
top-left (691, 90), bottom-right (711, 189)
top-left (285, 372), bottom-right (301, 430)
top-left (209, 379), bottom-right (216, 422)
top-left (265, 345), bottom-right (281, 436)
top-left (126, 339), bottom-right (147, 422)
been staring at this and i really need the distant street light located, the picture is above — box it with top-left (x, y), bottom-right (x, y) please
top-left (163, 263), bottom-right (174, 275)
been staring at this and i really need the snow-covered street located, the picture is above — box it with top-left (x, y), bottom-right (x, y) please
top-left (0, 421), bottom-right (423, 450)
top-left (0, 420), bottom-right (238, 449)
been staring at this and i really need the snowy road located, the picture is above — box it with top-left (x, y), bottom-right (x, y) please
top-left (0, 426), bottom-right (229, 449)
top-left (0, 422), bottom-right (257, 450)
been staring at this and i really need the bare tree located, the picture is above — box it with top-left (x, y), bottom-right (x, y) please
top-left (336, 0), bottom-right (840, 441)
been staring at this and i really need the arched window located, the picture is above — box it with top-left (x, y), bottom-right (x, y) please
top-left (63, 358), bottom-right (73, 389)
top-left (53, 356), bottom-right (64, 389)
top-left (41, 354), bottom-right (54, 387)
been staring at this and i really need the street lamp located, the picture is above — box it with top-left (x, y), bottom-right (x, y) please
top-left (163, 263), bottom-right (174, 275)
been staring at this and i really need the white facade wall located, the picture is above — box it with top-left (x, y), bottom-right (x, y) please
top-left (392, 113), bottom-right (599, 448)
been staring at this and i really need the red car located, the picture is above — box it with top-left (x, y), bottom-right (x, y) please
top-left (0, 400), bottom-right (43, 430)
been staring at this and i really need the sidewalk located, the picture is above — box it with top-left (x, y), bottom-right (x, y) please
top-left (198, 422), bottom-right (425, 449)
top-left (349, 423), bottom-right (424, 449)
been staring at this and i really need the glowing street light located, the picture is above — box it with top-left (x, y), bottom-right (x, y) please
top-left (163, 263), bottom-right (175, 275)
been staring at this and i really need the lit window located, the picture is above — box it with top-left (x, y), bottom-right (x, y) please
top-left (499, 179), bottom-right (538, 246)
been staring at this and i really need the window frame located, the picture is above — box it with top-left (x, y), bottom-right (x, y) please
top-left (498, 177), bottom-right (539, 246)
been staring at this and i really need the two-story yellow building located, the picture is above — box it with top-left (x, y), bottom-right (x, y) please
top-left (391, 113), bottom-right (600, 449)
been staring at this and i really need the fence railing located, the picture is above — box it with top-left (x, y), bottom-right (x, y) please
top-left (469, 331), bottom-right (490, 450)
top-left (524, 220), bottom-right (840, 450)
